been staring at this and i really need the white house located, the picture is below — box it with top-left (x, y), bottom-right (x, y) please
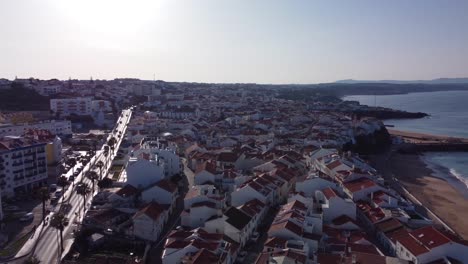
top-left (295, 175), bottom-right (339, 197)
top-left (396, 226), bottom-right (468, 264)
top-left (141, 179), bottom-right (178, 214)
top-left (132, 202), bottom-right (168, 242)
top-left (316, 187), bottom-right (356, 223)
top-left (343, 177), bottom-right (384, 201)
top-left (204, 206), bottom-right (255, 247)
top-left (125, 153), bottom-right (166, 189)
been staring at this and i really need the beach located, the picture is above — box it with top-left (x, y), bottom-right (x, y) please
top-left (371, 130), bottom-right (468, 239)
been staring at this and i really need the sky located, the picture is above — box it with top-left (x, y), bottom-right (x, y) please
top-left (1, 0), bottom-right (468, 84)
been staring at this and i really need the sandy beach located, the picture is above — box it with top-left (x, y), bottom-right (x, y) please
top-left (388, 129), bottom-right (468, 144)
top-left (372, 129), bottom-right (468, 239)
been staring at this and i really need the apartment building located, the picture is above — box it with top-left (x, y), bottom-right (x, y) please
top-left (0, 120), bottom-right (72, 137)
top-left (0, 136), bottom-right (48, 198)
top-left (50, 97), bottom-right (93, 117)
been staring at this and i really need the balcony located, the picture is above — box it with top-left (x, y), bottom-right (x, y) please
top-left (12, 162), bottom-right (23, 167)
top-left (0, 174), bottom-right (6, 179)
top-left (24, 152), bottom-right (36, 157)
top-left (38, 169), bottom-right (46, 174)
top-left (37, 149), bottom-right (46, 154)
top-left (14, 176), bottom-right (25, 181)
top-left (12, 154), bottom-right (23, 159)
top-left (24, 159), bottom-right (34, 164)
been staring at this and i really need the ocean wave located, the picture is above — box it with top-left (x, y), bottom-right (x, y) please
top-left (449, 168), bottom-right (468, 189)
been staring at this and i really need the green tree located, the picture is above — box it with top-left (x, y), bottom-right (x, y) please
top-left (85, 171), bottom-right (99, 193)
top-left (36, 187), bottom-right (50, 221)
top-left (96, 160), bottom-right (105, 179)
top-left (107, 137), bottom-right (117, 156)
top-left (50, 213), bottom-right (67, 252)
top-left (76, 183), bottom-right (90, 217)
top-left (57, 176), bottom-right (69, 189)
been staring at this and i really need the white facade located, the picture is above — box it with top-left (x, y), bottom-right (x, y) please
top-left (133, 211), bottom-right (167, 242)
top-left (316, 191), bottom-right (356, 223)
top-left (50, 97), bottom-right (93, 117)
top-left (0, 139), bottom-right (48, 198)
top-left (295, 176), bottom-right (339, 197)
top-left (126, 158), bottom-right (165, 189)
top-left (0, 120), bottom-right (72, 137)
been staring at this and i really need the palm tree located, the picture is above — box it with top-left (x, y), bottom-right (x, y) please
top-left (50, 213), bottom-right (67, 252)
top-left (96, 160), bottom-right (104, 179)
top-left (107, 137), bottom-right (117, 157)
top-left (23, 256), bottom-right (40, 264)
top-left (36, 187), bottom-right (50, 221)
top-left (76, 183), bottom-right (90, 217)
top-left (57, 176), bottom-right (69, 189)
top-left (85, 171), bottom-right (99, 193)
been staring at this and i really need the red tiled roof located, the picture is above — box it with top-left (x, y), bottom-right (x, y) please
top-left (134, 202), bottom-right (165, 222)
top-left (344, 178), bottom-right (377, 193)
top-left (155, 179), bottom-right (177, 193)
top-left (409, 226), bottom-right (451, 250)
top-left (331, 215), bottom-right (357, 226)
top-left (322, 187), bottom-right (338, 200)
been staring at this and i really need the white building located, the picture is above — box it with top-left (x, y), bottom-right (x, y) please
top-left (125, 153), bottom-right (166, 189)
top-left (0, 136), bottom-right (48, 198)
top-left (0, 120), bottom-right (72, 137)
top-left (396, 226), bottom-right (468, 264)
top-left (132, 202), bottom-right (168, 242)
top-left (50, 97), bottom-right (93, 117)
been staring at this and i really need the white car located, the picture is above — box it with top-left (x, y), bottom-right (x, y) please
top-left (20, 212), bottom-right (34, 222)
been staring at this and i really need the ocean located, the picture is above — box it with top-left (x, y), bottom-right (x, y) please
top-left (344, 91), bottom-right (468, 192)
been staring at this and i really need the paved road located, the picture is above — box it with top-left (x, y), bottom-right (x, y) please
top-left (13, 108), bottom-right (133, 264)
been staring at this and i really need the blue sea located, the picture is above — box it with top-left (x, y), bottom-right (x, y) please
top-left (344, 91), bottom-right (468, 193)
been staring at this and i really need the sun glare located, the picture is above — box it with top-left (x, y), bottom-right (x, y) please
top-left (55, 0), bottom-right (160, 34)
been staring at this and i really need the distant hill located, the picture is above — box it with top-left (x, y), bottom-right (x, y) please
top-left (0, 83), bottom-right (50, 111)
top-left (335, 78), bottom-right (468, 85)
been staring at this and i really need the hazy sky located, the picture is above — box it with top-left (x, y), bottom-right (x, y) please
top-left (1, 0), bottom-right (468, 83)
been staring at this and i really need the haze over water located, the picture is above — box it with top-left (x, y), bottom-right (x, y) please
top-left (344, 90), bottom-right (468, 192)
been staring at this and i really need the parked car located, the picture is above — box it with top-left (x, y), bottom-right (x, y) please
top-left (55, 189), bottom-right (63, 198)
top-left (49, 184), bottom-right (57, 192)
top-left (20, 212), bottom-right (34, 222)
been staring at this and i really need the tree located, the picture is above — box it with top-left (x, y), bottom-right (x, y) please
top-left (97, 177), bottom-right (113, 189)
top-left (57, 176), bottom-right (69, 189)
top-left (50, 213), bottom-right (67, 252)
top-left (85, 171), bottom-right (99, 193)
top-left (36, 187), bottom-right (50, 222)
top-left (76, 183), bottom-right (90, 217)
top-left (23, 256), bottom-right (40, 264)
top-left (107, 137), bottom-right (117, 156)
top-left (96, 160), bottom-right (105, 179)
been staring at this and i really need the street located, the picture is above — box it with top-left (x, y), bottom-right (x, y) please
top-left (12, 108), bottom-right (133, 264)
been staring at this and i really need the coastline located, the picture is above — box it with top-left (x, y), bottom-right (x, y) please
top-left (372, 129), bottom-right (468, 239)
top-left (372, 152), bottom-right (468, 239)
